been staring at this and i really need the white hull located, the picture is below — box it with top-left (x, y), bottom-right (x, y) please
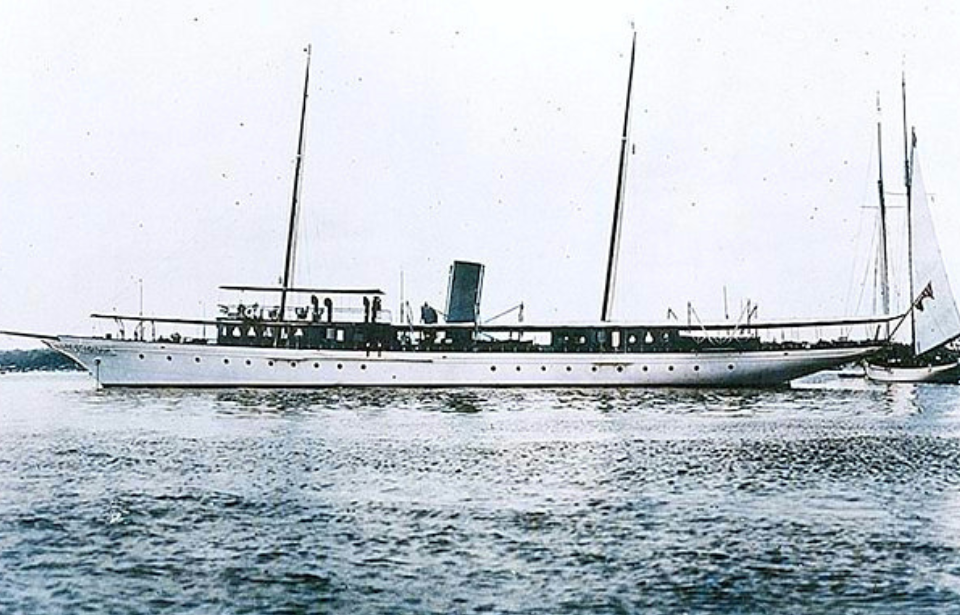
top-left (50, 336), bottom-right (878, 388)
top-left (864, 360), bottom-right (960, 384)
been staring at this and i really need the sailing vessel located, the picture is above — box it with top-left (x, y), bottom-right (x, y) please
top-left (864, 76), bottom-right (960, 383)
top-left (7, 39), bottom-right (886, 388)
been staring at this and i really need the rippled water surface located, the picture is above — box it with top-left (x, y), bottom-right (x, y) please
top-left (2, 372), bottom-right (960, 614)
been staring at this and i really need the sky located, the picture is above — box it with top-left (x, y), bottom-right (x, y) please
top-left (2, 1), bottom-right (960, 349)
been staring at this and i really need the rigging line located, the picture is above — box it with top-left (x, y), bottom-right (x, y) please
top-left (687, 303), bottom-right (704, 331)
top-left (483, 303), bottom-right (524, 325)
top-left (842, 134), bottom-right (883, 317)
top-left (856, 125), bottom-right (879, 217)
top-left (886, 284), bottom-right (934, 344)
top-left (853, 212), bottom-right (880, 317)
top-left (731, 301), bottom-right (751, 336)
top-left (686, 303), bottom-right (725, 342)
top-left (725, 299), bottom-right (759, 340)
top-left (842, 177), bottom-right (880, 318)
top-left (844, 192), bottom-right (877, 314)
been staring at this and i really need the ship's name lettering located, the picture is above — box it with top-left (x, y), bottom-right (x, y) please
top-left (62, 344), bottom-right (116, 356)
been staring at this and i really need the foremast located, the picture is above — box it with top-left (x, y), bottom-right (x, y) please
top-left (876, 94), bottom-right (891, 338)
top-left (279, 45), bottom-right (313, 322)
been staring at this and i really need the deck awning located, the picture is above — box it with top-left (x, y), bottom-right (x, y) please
top-left (219, 285), bottom-right (384, 296)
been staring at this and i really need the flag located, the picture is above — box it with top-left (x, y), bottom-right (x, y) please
top-left (914, 282), bottom-right (934, 311)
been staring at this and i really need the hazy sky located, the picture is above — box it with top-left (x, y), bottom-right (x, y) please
top-left (2, 1), bottom-right (959, 349)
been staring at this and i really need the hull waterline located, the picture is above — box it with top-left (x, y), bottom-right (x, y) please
top-left (48, 336), bottom-right (880, 388)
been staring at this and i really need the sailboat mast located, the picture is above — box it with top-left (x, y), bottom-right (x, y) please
top-left (601, 30), bottom-right (637, 322)
top-left (902, 72), bottom-right (916, 348)
top-left (279, 45), bottom-right (313, 321)
top-left (876, 95), bottom-right (890, 336)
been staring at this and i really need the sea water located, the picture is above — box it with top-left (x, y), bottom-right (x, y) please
top-left (1, 371), bottom-right (959, 614)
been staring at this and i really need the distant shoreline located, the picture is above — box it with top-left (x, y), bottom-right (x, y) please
top-left (0, 348), bottom-right (83, 373)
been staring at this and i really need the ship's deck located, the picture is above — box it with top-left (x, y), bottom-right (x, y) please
top-left (210, 318), bottom-right (882, 355)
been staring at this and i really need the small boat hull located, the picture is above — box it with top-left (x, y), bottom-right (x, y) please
top-left (864, 360), bottom-right (960, 384)
top-left (49, 336), bottom-right (879, 388)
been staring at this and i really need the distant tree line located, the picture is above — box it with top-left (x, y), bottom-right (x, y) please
top-left (0, 349), bottom-right (83, 372)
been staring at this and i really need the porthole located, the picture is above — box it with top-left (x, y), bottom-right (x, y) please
top-left (313, 362), bottom-right (320, 369)
top-left (223, 358), bottom-right (230, 365)
top-left (515, 366), bottom-right (521, 372)
top-left (642, 366), bottom-right (648, 372)
top-left (166, 356), bottom-right (172, 362)
top-left (668, 365), bottom-right (674, 371)
top-left (245, 359), bottom-right (252, 366)
top-left (268, 360), bottom-right (275, 367)
top-left (693, 365), bottom-right (700, 371)
top-left (616, 366), bottom-right (624, 373)
top-left (138, 354), bottom-right (145, 360)
top-left (541, 366), bottom-right (547, 372)
top-left (361, 364), bottom-right (367, 370)
top-left (195, 357), bottom-right (201, 363)
top-left (337, 363), bottom-right (344, 370)
top-left (591, 366), bottom-right (598, 372)
top-left (490, 365), bottom-right (497, 372)
top-left (727, 364), bottom-right (735, 371)
top-left (290, 362), bottom-right (297, 368)
top-left (566, 366), bottom-right (572, 372)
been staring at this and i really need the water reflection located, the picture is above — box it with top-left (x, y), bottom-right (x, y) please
top-left (79, 378), bottom-right (939, 420)
top-left (3, 373), bottom-right (960, 613)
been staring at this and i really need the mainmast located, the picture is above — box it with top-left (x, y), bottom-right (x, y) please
top-left (876, 94), bottom-right (891, 337)
top-left (601, 29), bottom-right (637, 322)
top-left (279, 45), bottom-right (312, 321)
top-left (902, 71), bottom-right (916, 348)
